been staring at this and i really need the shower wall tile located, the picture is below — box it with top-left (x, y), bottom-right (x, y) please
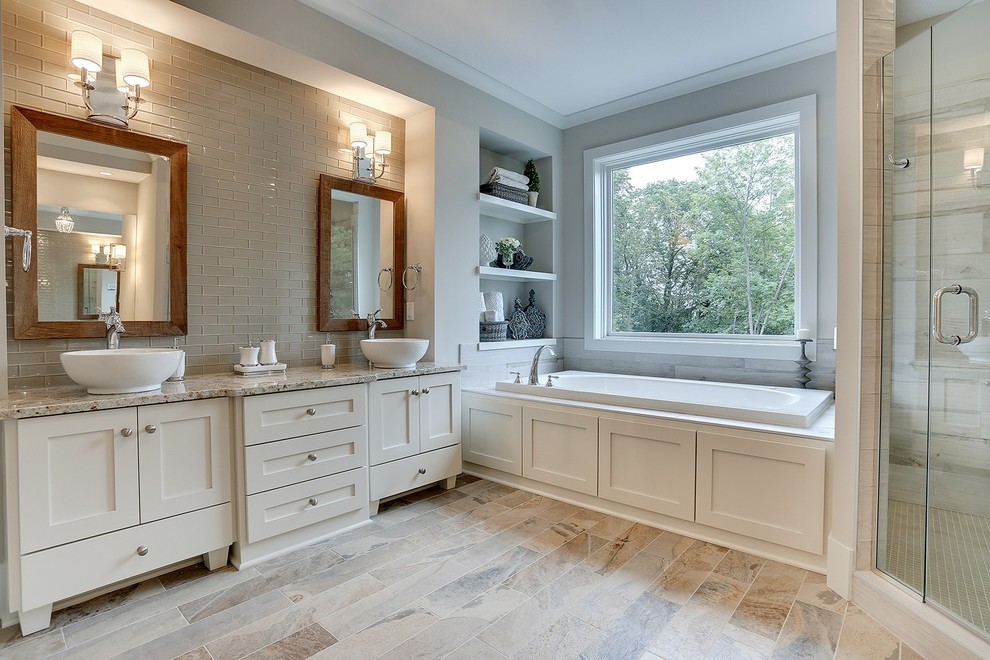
top-left (3, 0), bottom-right (405, 387)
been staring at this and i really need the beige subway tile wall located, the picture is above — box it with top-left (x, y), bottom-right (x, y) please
top-left (3, 0), bottom-right (405, 388)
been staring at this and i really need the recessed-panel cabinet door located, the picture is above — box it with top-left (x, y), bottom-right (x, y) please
top-left (369, 378), bottom-right (420, 465)
top-left (462, 393), bottom-right (523, 475)
top-left (18, 408), bottom-right (140, 553)
top-left (420, 372), bottom-right (461, 452)
top-left (522, 406), bottom-right (598, 495)
top-left (138, 398), bottom-right (231, 522)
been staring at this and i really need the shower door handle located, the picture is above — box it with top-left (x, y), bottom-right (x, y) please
top-left (932, 284), bottom-right (979, 345)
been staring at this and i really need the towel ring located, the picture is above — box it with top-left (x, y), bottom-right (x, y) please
top-left (378, 267), bottom-right (393, 293)
top-left (402, 263), bottom-right (422, 291)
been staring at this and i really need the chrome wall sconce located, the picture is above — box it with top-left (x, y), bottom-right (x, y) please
top-left (349, 122), bottom-right (391, 183)
top-left (70, 30), bottom-right (150, 128)
top-left (54, 207), bottom-right (74, 233)
top-left (92, 242), bottom-right (127, 271)
top-left (964, 147), bottom-right (984, 189)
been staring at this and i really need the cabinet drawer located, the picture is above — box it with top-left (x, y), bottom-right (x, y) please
top-left (369, 444), bottom-right (462, 501)
top-left (243, 385), bottom-right (367, 446)
top-left (244, 426), bottom-right (367, 494)
top-left (19, 503), bottom-right (232, 612)
top-left (246, 468), bottom-right (368, 543)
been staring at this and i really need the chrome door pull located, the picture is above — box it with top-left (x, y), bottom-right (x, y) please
top-left (932, 284), bottom-right (979, 345)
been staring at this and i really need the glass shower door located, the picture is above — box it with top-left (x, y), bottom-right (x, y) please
top-left (879, 0), bottom-right (990, 636)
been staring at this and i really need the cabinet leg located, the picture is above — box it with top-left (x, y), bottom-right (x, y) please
top-left (440, 476), bottom-right (457, 490)
top-left (370, 499), bottom-right (380, 516)
top-left (18, 603), bottom-right (53, 636)
top-left (204, 546), bottom-right (230, 571)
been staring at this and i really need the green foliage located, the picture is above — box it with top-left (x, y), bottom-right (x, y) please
top-left (524, 159), bottom-right (541, 193)
top-left (610, 135), bottom-right (796, 336)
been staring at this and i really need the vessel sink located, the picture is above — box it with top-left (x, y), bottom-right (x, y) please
top-left (360, 338), bottom-right (429, 369)
top-left (60, 348), bottom-right (183, 394)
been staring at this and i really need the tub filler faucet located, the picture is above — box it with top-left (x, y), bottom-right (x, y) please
top-left (98, 306), bottom-right (125, 349)
top-left (528, 345), bottom-right (556, 385)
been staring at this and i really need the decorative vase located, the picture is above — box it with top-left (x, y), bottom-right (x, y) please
top-left (508, 298), bottom-right (531, 340)
top-left (527, 191), bottom-right (539, 207)
top-left (524, 289), bottom-right (546, 339)
top-left (479, 234), bottom-right (497, 267)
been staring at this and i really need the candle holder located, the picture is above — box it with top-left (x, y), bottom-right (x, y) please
top-left (795, 338), bottom-right (814, 389)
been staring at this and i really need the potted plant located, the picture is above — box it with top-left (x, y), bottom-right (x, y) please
top-left (495, 236), bottom-right (521, 268)
top-left (524, 159), bottom-right (540, 207)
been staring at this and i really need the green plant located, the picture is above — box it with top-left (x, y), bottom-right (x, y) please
top-left (524, 159), bottom-right (541, 193)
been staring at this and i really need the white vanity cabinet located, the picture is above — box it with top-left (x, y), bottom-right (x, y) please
top-left (233, 384), bottom-right (370, 568)
top-left (3, 399), bottom-right (233, 635)
top-left (368, 372), bottom-right (461, 511)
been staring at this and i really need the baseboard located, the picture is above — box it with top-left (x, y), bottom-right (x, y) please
top-left (826, 535), bottom-right (854, 599)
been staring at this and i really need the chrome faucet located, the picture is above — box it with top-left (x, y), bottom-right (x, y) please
top-left (98, 306), bottom-right (125, 350)
top-left (528, 345), bottom-right (556, 385)
top-left (366, 309), bottom-right (387, 339)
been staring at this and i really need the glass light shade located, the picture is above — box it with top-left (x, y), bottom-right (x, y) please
top-left (111, 244), bottom-right (126, 259)
top-left (120, 49), bottom-right (150, 87)
top-left (365, 135), bottom-right (375, 156)
top-left (375, 130), bottom-right (392, 155)
top-left (91, 244), bottom-right (101, 254)
top-left (964, 147), bottom-right (985, 171)
top-left (349, 122), bottom-right (368, 148)
top-left (71, 31), bottom-right (103, 72)
top-left (115, 64), bottom-right (129, 93)
top-left (54, 207), bottom-right (74, 233)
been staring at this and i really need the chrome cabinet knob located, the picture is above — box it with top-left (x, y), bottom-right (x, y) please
top-left (309, 497), bottom-right (319, 506)
top-left (422, 387), bottom-right (430, 394)
top-left (121, 428), bottom-right (134, 437)
top-left (136, 545), bottom-right (149, 556)
top-left (410, 389), bottom-right (420, 396)
top-left (307, 453), bottom-right (318, 462)
top-left (305, 408), bottom-right (317, 416)
top-left (145, 425), bottom-right (158, 434)
top-left (418, 468), bottom-right (427, 475)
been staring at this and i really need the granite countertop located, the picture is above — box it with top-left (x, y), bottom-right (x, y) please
top-left (0, 363), bottom-right (464, 420)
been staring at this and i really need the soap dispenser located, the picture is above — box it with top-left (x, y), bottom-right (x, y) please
top-left (168, 337), bottom-right (186, 382)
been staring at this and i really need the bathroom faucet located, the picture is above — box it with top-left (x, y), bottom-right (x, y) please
top-left (98, 306), bottom-right (125, 350)
top-left (528, 345), bottom-right (556, 385)
top-left (366, 309), bottom-right (387, 339)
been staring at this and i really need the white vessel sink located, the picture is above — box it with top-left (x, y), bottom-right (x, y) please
top-left (361, 338), bottom-right (429, 369)
top-left (60, 348), bottom-right (183, 394)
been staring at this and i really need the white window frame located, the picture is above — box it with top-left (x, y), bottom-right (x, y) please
top-left (584, 95), bottom-right (817, 360)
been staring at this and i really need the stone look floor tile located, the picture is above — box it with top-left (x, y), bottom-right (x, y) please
top-left (505, 532), bottom-right (610, 595)
top-left (582, 523), bottom-right (663, 576)
top-left (590, 590), bottom-right (681, 659)
top-left (796, 571), bottom-right (848, 615)
top-left (646, 541), bottom-right (729, 606)
top-left (570, 546), bottom-right (674, 630)
top-left (714, 549), bottom-right (766, 585)
top-left (729, 560), bottom-right (807, 640)
top-left (444, 636), bottom-right (508, 659)
top-left (0, 630), bottom-right (66, 659)
top-left (833, 603), bottom-right (900, 659)
top-left (421, 545), bottom-right (541, 618)
top-left (770, 600), bottom-right (844, 660)
top-left (512, 613), bottom-right (606, 659)
top-left (54, 608), bottom-right (187, 659)
top-left (243, 623), bottom-right (337, 659)
top-left (310, 605), bottom-right (438, 659)
top-left (173, 647), bottom-right (213, 660)
top-left (643, 531), bottom-right (696, 561)
top-left (648, 573), bottom-right (749, 658)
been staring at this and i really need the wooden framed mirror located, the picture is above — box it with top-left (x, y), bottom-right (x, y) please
top-left (317, 175), bottom-right (405, 332)
top-left (11, 106), bottom-right (187, 339)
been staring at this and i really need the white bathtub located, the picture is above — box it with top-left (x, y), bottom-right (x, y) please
top-left (494, 370), bottom-right (833, 428)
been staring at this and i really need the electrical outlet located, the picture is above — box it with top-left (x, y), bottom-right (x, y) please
top-left (406, 302), bottom-right (415, 321)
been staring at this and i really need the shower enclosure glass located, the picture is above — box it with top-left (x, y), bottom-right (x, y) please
top-left (879, 0), bottom-right (990, 636)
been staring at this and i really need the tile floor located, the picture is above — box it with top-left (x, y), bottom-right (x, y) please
top-left (0, 475), bottom-right (923, 659)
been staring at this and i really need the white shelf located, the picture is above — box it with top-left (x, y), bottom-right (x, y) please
top-left (476, 266), bottom-right (556, 281)
top-left (478, 193), bottom-right (556, 224)
top-left (477, 337), bottom-right (555, 351)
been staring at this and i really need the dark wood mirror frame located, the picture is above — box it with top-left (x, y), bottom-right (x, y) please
top-left (11, 106), bottom-right (188, 339)
top-left (317, 175), bottom-right (406, 333)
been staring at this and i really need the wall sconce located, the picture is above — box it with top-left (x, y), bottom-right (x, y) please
top-left (964, 147), bottom-right (984, 189)
top-left (55, 207), bottom-right (74, 233)
top-left (349, 122), bottom-right (391, 183)
top-left (70, 31), bottom-right (150, 127)
top-left (92, 243), bottom-right (126, 270)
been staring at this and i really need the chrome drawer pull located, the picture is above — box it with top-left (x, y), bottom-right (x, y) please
top-left (410, 389), bottom-right (420, 396)
top-left (307, 453), bottom-right (318, 462)
top-left (305, 408), bottom-right (317, 416)
top-left (145, 425), bottom-right (158, 434)
top-left (309, 497), bottom-right (319, 506)
top-left (136, 545), bottom-right (149, 556)
top-left (418, 468), bottom-right (427, 475)
top-left (422, 387), bottom-right (430, 394)
top-left (121, 428), bottom-right (134, 438)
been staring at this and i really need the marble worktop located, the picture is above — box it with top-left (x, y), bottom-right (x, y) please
top-left (0, 363), bottom-right (464, 420)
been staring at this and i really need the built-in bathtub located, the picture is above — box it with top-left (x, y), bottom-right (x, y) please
top-left (495, 370), bottom-right (832, 428)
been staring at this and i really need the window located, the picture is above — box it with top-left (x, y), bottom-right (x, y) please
top-left (584, 96), bottom-right (817, 359)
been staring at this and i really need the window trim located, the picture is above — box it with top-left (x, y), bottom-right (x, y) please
top-left (583, 95), bottom-right (818, 360)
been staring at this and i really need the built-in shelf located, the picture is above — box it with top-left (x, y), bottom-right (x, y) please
top-left (478, 193), bottom-right (556, 224)
top-left (477, 337), bottom-right (555, 351)
top-left (476, 266), bottom-right (557, 281)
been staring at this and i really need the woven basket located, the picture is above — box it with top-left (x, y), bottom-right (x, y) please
top-left (480, 182), bottom-right (529, 205)
top-left (480, 320), bottom-right (509, 342)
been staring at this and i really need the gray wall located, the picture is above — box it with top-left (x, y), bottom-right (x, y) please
top-left (560, 54), bottom-right (838, 388)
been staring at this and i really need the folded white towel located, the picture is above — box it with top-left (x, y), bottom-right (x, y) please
top-left (487, 176), bottom-right (529, 191)
top-left (487, 167), bottom-right (529, 187)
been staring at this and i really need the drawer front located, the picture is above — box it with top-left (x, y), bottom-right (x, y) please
top-left (20, 503), bottom-right (232, 612)
top-left (246, 468), bottom-right (368, 543)
top-left (243, 385), bottom-right (367, 445)
top-left (244, 426), bottom-right (368, 494)
top-left (369, 444), bottom-right (462, 502)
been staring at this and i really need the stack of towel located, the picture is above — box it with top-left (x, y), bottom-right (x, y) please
top-left (480, 167), bottom-right (530, 204)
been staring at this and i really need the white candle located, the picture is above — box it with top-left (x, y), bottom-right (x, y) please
top-left (321, 343), bottom-right (336, 368)
top-left (796, 328), bottom-right (812, 340)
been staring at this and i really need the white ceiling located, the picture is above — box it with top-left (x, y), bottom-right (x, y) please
top-left (298, 0), bottom-right (837, 127)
